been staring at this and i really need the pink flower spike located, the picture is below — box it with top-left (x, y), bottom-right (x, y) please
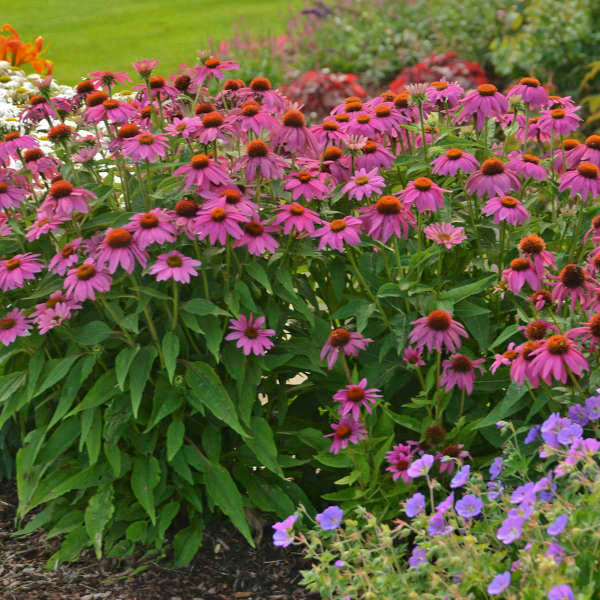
top-left (333, 378), bottom-right (382, 420)
top-left (0, 308), bottom-right (31, 346)
top-left (424, 223), bottom-right (466, 248)
top-left (325, 417), bottom-right (367, 454)
top-left (225, 313), bottom-right (275, 356)
top-left (149, 251), bottom-right (201, 284)
top-left (320, 328), bottom-right (373, 370)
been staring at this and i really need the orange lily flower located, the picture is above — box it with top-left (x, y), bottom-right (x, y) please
top-left (0, 24), bottom-right (53, 74)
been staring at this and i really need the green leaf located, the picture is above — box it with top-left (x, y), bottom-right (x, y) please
top-left (72, 321), bottom-right (112, 345)
top-left (199, 315), bottom-right (224, 362)
top-left (439, 274), bottom-right (496, 306)
top-left (245, 417), bottom-right (283, 477)
top-left (173, 517), bottom-right (204, 567)
top-left (475, 383), bottom-right (527, 429)
top-left (25, 353), bottom-right (45, 401)
top-left (115, 345), bottom-right (140, 391)
top-left (167, 419), bottom-right (185, 462)
top-left (129, 347), bottom-right (157, 418)
top-left (162, 332), bottom-right (180, 384)
top-left (490, 324), bottom-right (520, 350)
top-left (156, 500), bottom-right (180, 547)
top-left (245, 262), bottom-right (272, 294)
top-left (183, 298), bottom-right (230, 317)
top-left (385, 409), bottom-right (422, 433)
top-left (34, 355), bottom-right (80, 399)
top-left (67, 370), bottom-right (118, 416)
top-left (131, 457), bottom-right (160, 525)
top-left (296, 427), bottom-right (329, 452)
top-left (246, 479), bottom-right (295, 517)
top-left (104, 442), bottom-right (122, 477)
top-left (315, 453), bottom-right (354, 468)
top-left (84, 484), bottom-right (115, 559)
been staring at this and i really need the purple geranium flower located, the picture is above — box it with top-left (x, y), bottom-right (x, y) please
top-left (548, 584), bottom-right (574, 600)
top-left (488, 571), bottom-right (511, 595)
top-left (272, 515), bottom-right (298, 547)
top-left (450, 464), bottom-right (470, 488)
top-left (405, 492), bottom-right (426, 518)
top-left (489, 457), bottom-right (503, 481)
top-left (546, 543), bottom-right (565, 565)
top-left (408, 546), bottom-right (427, 568)
top-left (455, 494), bottom-right (483, 519)
top-left (497, 516), bottom-right (524, 544)
top-left (547, 514), bottom-right (568, 536)
top-left (407, 454), bottom-right (434, 478)
top-left (316, 506), bottom-right (343, 531)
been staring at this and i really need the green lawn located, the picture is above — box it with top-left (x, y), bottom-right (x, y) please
top-left (3, 0), bottom-right (300, 84)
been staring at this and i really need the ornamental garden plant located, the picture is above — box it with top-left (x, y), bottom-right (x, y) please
top-left (0, 46), bottom-right (600, 593)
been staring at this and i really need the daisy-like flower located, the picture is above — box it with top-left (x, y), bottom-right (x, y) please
top-left (42, 180), bottom-right (96, 218)
top-left (400, 177), bottom-right (450, 213)
top-left (320, 327), bottom-right (373, 370)
top-left (441, 354), bottom-right (485, 395)
top-left (0, 131), bottom-right (38, 162)
top-left (321, 145), bottom-right (351, 184)
top-left (272, 202), bottom-right (323, 235)
top-left (325, 417), bottom-right (367, 454)
top-left (528, 289), bottom-right (553, 311)
top-left (502, 258), bottom-right (540, 294)
top-left (490, 344), bottom-right (519, 374)
top-left (233, 219), bottom-right (280, 256)
top-left (346, 112), bottom-right (378, 139)
top-left (109, 122), bottom-right (141, 152)
top-left (22, 148), bottom-right (60, 179)
top-left (0, 177), bottom-right (28, 210)
top-left (127, 208), bottom-right (177, 249)
top-left (424, 223), bottom-right (466, 248)
top-left (225, 313), bottom-right (275, 356)
top-left (0, 253), bottom-right (43, 291)
top-left (95, 228), bottom-right (148, 274)
top-left (311, 119), bottom-right (348, 145)
top-left (244, 76), bottom-right (287, 112)
top-left (370, 103), bottom-right (405, 137)
top-left (0, 308), bottom-right (31, 346)
top-left (312, 216), bottom-right (362, 252)
top-left (272, 109), bottom-right (318, 157)
top-left (431, 148), bottom-right (479, 176)
top-left (385, 443), bottom-right (418, 483)
top-left (25, 214), bottom-right (66, 242)
top-left (284, 170), bottom-right (330, 202)
top-left (482, 195), bottom-right (530, 226)
top-left (174, 153), bottom-right (232, 192)
top-left (465, 158), bottom-right (521, 199)
top-left (203, 187), bottom-right (258, 218)
top-left (190, 56), bottom-right (239, 86)
top-left (333, 378), bottom-right (382, 420)
top-left (48, 238), bottom-right (84, 275)
top-left (132, 57), bottom-right (160, 77)
top-left (520, 318), bottom-right (559, 341)
top-left (529, 335), bottom-right (588, 385)
top-left (426, 80), bottom-right (464, 108)
top-left (409, 310), bottom-right (468, 354)
top-left (437, 444), bottom-right (471, 475)
top-left (193, 206), bottom-right (246, 245)
top-left (403, 346), bottom-right (426, 367)
top-left (234, 140), bottom-right (289, 182)
top-left (558, 162), bottom-right (600, 201)
top-left (506, 153), bottom-right (547, 181)
top-left (510, 341), bottom-right (542, 388)
top-left (134, 75), bottom-right (179, 103)
top-left (506, 77), bottom-right (549, 109)
top-left (356, 139), bottom-right (394, 171)
top-left (165, 116), bottom-right (202, 140)
top-left (359, 195), bottom-right (416, 242)
top-left (581, 134), bottom-right (600, 167)
top-left (519, 234), bottom-right (556, 279)
top-left (194, 111), bottom-right (234, 144)
top-left (36, 303), bottom-right (74, 335)
top-left (64, 261), bottom-right (112, 302)
top-left (552, 137), bottom-right (584, 171)
top-left (88, 69), bottom-right (132, 91)
top-left (455, 84), bottom-right (508, 130)
top-left (83, 96), bottom-right (137, 125)
top-left (122, 132), bottom-right (169, 163)
top-left (235, 101), bottom-right (279, 137)
top-left (550, 264), bottom-right (598, 311)
top-left (149, 251), bottom-right (201, 284)
top-left (341, 168), bottom-right (385, 202)
top-left (568, 312), bottom-right (600, 353)
top-left (538, 106), bottom-right (581, 137)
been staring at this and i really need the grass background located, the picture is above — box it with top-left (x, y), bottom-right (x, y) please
top-left (3, 0), bottom-right (300, 84)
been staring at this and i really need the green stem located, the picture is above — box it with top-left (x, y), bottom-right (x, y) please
top-left (98, 297), bottom-right (135, 346)
top-left (434, 350), bottom-right (442, 421)
top-left (171, 279), bottom-right (179, 331)
top-left (417, 99), bottom-right (428, 162)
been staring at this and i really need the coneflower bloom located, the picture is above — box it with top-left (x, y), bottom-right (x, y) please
top-left (174, 153), bottom-right (232, 192)
top-left (506, 153), bottom-right (547, 181)
top-left (22, 148), bottom-right (60, 179)
top-left (510, 341), bottom-right (542, 387)
top-left (0, 178), bottom-right (27, 210)
top-left (400, 177), bottom-right (450, 213)
top-left (190, 56), bottom-right (239, 86)
top-left (529, 335), bottom-right (588, 385)
top-left (43, 180), bottom-right (96, 217)
top-left (195, 111), bottom-right (234, 144)
top-left (431, 148), bottom-right (479, 176)
top-left (0, 213), bottom-right (10, 238)
top-left (272, 202), bottom-right (323, 234)
top-left (385, 443), bottom-right (418, 483)
top-left (244, 76), bottom-right (286, 112)
top-left (165, 116), bottom-right (201, 140)
top-left (465, 158), bottom-right (521, 199)
top-left (356, 140), bottom-right (394, 171)
top-left (490, 343), bottom-right (519, 374)
top-left (581, 135), bottom-right (600, 167)
top-left (520, 318), bottom-right (559, 341)
top-left (83, 97), bottom-right (137, 124)
top-left (550, 264), bottom-right (598, 311)
top-left (538, 107), bottom-right (581, 137)
top-left (341, 168), bottom-right (385, 202)
top-left (551, 137), bottom-right (583, 171)
top-left (170, 198), bottom-right (199, 239)
top-left (359, 195), bottom-right (416, 242)
top-left (64, 261), bottom-right (112, 301)
top-left (426, 81), bottom-right (464, 108)
top-left (108, 122), bottom-right (141, 152)
top-left (519, 234), bottom-right (555, 279)
top-left (88, 69), bottom-right (132, 91)
top-left (284, 170), bottom-right (330, 201)
top-left (225, 313), bottom-right (275, 356)
top-left (134, 75), bottom-right (179, 103)
top-left (558, 163), bottom-right (600, 201)
top-left (148, 251), bottom-right (201, 284)
top-left (95, 228), bottom-right (148, 273)
top-left (0, 131), bottom-right (38, 162)
top-left (320, 328), bottom-right (373, 370)
top-left (25, 214), bottom-right (66, 242)
top-left (193, 206), bottom-right (246, 245)
top-left (31, 291), bottom-right (81, 329)
top-left (36, 304), bottom-right (74, 335)
top-left (502, 258), bottom-right (540, 294)
top-left (272, 109), bottom-right (318, 156)
top-left (311, 119), bottom-right (347, 145)
top-left (233, 219), bottom-right (280, 256)
top-left (403, 346), bottom-right (426, 367)
top-left (424, 222), bottom-right (466, 248)
top-left (132, 57), bottom-right (160, 77)
top-left (0, 308), bottom-right (31, 346)
top-left (409, 310), bottom-right (468, 353)
top-left (202, 187), bottom-right (258, 217)
top-left (455, 84), bottom-right (508, 130)
top-left (528, 289), bottom-right (553, 311)
top-left (346, 112), bottom-right (378, 138)
top-left (127, 208), bottom-right (177, 248)
top-left (20, 94), bottom-right (71, 124)
top-left (235, 101), bottom-right (279, 137)
top-left (234, 140), bottom-right (288, 182)
top-left (370, 103), bottom-right (405, 137)
top-left (325, 417), bottom-right (367, 454)
top-left (0, 253), bottom-right (43, 291)
top-left (312, 216), bottom-right (362, 252)
top-left (506, 77), bottom-right (549, 109)
top-left (482, 196), bottom-right (530, 226)
top-left (122, 132), bottom-right (169, 163)
top-left (48, 238), bottom-right (84, 275)
top-left (333, 378), bottom-right (382, 420)
top-left (320, 145), bottom-right (351, 184)
top-left (441, 355), bottom-right (485, 395)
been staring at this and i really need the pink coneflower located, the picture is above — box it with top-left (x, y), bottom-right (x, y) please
top-left (431, 148), bottom-right (479, 176)
top-left (424, 223), bottom-right (466, 248)
top-left (455, 84), bottom-right (508, 130)
top-left (538, 107), bottom-right (581, 137)
top-left (356, 140), bottom-right (394, 171)
top-left (436, 444), bottom-right (471, 475)
top-left (190, 56), bottom-right (239, 86)
top-left (320, 328), bottom-right (373, 370)
top-left (567, 312), bottom-right (600, 353)
top-left (95, 228), bottom-right (148, 274)
top-left (42, 180), bottom-right (96, 218)
top-left (359, 195), bottom-right (416, 242)
top-left (346, 112), bottom-right (378, 138)
top-left (148, 251), bottom-right (201, 284)
top-left (506, 153), bottom-right (547, 181)
top-left (520, 318), bottom-right (559, 341)
top-left (506, 77), bottom-right (549, 109)
top-left (0, 131), bottom-right (38, 162)
top-left (482, 195), bottom-right (530, 226)
top-left (194, 111), bottom-right (234, 144)
top-left (490, 343), bottom-right (519, 374)
top-left (165, 116), bottom-right (202, 140)
top-left (234, 140), bottom-right (288, 182)
top-left (235, 101), bottom-right (279, 137)
top-left (233, 219), bottom-right (280, 256)
top-left (202, 187), bottom-right (258, 217)
top-left (20, 94), bottom-right (70, 124)
top-left (550, 264), bottom-right (598, 311)
top-left (371, 103), bottom-right (406, 137)
top-left (132, 57), bottom-right (160, 77)
top-left (408, 310), bottom-right (468, 354)
top-left (333, 378), bottom-right (382, 420)
top-left (510, 341), bottom-right (542, 387)
top-left (193, 206), bottom-right (246, 245)
top-left (441, 354), bottom-right (485, 395)
top-left (400, 177), bottom-right (450, 213)
top-left (516, 115), bottom-right (552, 145)
top-left (122, 132), bottom-right (169, 163)
top-left (0, 253), bottom-right (43, 291)
top-left (83, 97), bottom-right (137, 124)
top-left (341, 167), bottom-right (385, 202)
top-left (64, 261), bottom-right (112, 302)
top-left (466, 158), bottom-right (521, 199)
top-left (225, 313), bottom-right (275, 356)
top-left (22, 148), bottom-right (60, 179)
top-left (580, 134), bottom-right (600, 168)
top-left (426, 80), bottom-right (464, 108)
top-left (0, 213), bottom-right (12, 237)
top-left (311, 119), bottom-right (348, 145)
top-left (170, 198), bottom-right (200, 239)
top-left (88, 70), bottom-right (132, 92)
top-left (588, 249), bottom-right (600, 277)
top-left (174, 153), bottom-right (232, 192)
top-left (325, 417), bottom-right (367, 455)
top-left (403, 346), bottom-right (426, 367)
top-left (127, 208), bottom-right (177, 249)
top-left (385, 443), bottom-right (418, 483)
top-left (272, 202), bottom-right (323, 234)
top-left (48, 238), bottom-right (84, 275)
top-left (36, 303), bottom-right (74, 335)
top-left (558, 163), bottom-right (600, 201)
top-left (502, 258), bottom-right (540, 294)
top-left (519, 235), bottom-right (556, 279)
top-left (0, 308), bottom-right (31, 346)
top-left (284, 170), bottom-right (330, 202)
top-left (272, 109), bottom-right (318, 157)
top-left (243, 76), bottom-right (286, 112)
top-left (529, 335), bottom-right (588, 385)
top-left (528, 289), bottom-right (554, 311)
top-left (25, 214), bottom-right (66, 242)
top-left (134, 75), bottom-right (179, 103)
top-left (0, 178), bottom-right (27, 210)
top-left (321, 145), bottom-right (351, 184)
top-left (312, 216), bottom-right (362, 252)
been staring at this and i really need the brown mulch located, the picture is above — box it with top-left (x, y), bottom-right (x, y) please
top-left (0, 480), bottom-right (321, 600)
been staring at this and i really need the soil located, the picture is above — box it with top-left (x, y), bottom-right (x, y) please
top-left (0, 480), bottom-right (320, 600)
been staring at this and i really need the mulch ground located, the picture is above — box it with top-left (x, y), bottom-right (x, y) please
top-left (0, 480), bottom-right (320, 600)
